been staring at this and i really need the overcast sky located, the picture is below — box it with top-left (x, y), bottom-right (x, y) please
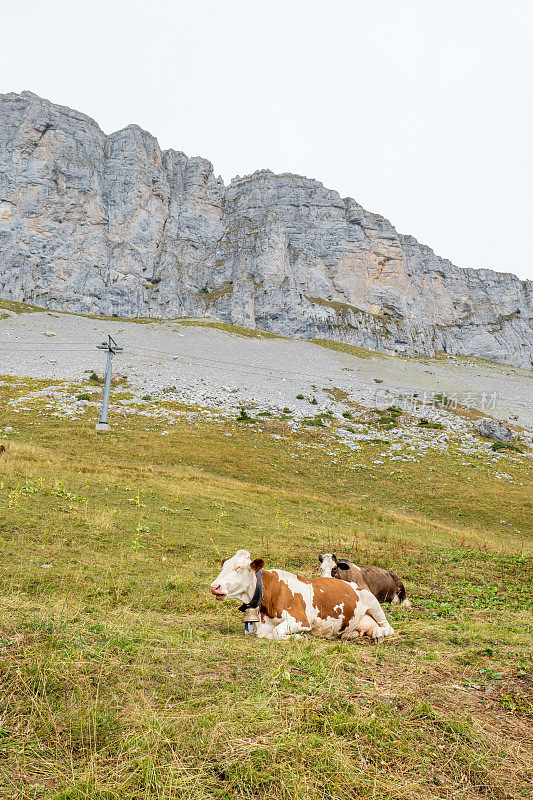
top-left (2, 0), bottom-right (532, 280)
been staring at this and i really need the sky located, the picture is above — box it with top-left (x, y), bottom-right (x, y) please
top-left (2, 0), bottom-right (532, 281)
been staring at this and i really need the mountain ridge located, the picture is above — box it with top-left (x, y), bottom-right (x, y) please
top-left (0, 91), bottom-right (531, 368)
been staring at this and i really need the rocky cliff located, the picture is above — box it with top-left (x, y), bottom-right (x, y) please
top-left (1, 91), bottom-right (531, 367)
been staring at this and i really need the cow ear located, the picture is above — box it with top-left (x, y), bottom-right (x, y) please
top-left (250, 558), bottom-right (265, 573)
top-left (221, 558), bottom-right (227, 566)
top-left (337, 561), bottom-right (350, 570)
top-left (318, 554), bottom-right (323, 563)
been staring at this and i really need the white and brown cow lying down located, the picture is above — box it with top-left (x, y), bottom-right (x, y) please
top-left (210, 550), bottom-right (395, 642)
top-left (319, 553), bottom-right (410, 607)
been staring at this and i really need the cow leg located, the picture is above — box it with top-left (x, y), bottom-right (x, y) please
top-left (342, 612), bottom-right (381, 640)
top-left (272, 610), bottom-right (311, 641)
top-left (392, 594), bottom-right (411, 607)
top-left (254, 619), bottom-right (277, 638)
top-left (360, 589), bottom-right (395, 641)
top-left (253, 612), bottom-right (311, 641)
top-left (342, 590), bottom-right (394, 642)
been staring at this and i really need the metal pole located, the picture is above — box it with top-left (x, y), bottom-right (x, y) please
top-left (98, 350), bottom-right (113, 427)
top-left (95, 335), bottom-right (122, 431)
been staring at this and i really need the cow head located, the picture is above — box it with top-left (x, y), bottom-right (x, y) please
top-left (318, 553), bottom-right (350, 578)
top-left (318, 553), bottom-right (337, 577)
top-left (210, 550), bottom-right (265, 602)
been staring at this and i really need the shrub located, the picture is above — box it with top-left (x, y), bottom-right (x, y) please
top-left (296, 394), bottom-right (305, 400)
top-left (491, 441), bottom-right (522, 453)
top-left (283, 407), bottom-right (292, 414)
top-left (77, 393), bottom-right (91, 401)
top-left (342, 411), bottom-right (353, 419)
top-left (142, 395), bottom-right (152, 402)
top-left (418, 418), bottom-right (443, 429)
top-left (89, 372), bottom-right (99, 382)
top-left (237, 408), bottom-right (254, 422)
top-left (303, 416), bottom-right (324, 427)
top-left (310, 397), bottom-right (318, 405)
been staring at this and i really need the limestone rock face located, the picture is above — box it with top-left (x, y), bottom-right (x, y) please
top-left (1, 91), bottom-right (532, 368)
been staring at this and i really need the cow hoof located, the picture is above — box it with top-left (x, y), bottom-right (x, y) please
top-left (371, 624), bottom-right (394, 641)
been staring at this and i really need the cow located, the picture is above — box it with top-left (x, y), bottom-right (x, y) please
top-left (209, 550), bottom-right (395, 642)
top-left (319, 553), bottom-right (411, 607)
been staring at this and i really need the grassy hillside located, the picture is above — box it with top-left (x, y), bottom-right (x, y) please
top-left (0, 375), bottom-right (531, 800)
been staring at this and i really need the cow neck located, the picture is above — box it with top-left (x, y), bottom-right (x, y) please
top-left (238, 569), bottom-right (264, 612)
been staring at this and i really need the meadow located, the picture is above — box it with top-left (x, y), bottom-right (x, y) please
top-left (0, 375), bottom-right (531, 800)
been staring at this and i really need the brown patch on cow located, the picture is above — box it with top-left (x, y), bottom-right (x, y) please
top-left (332, 561), bottom-right (407, 604)
top-left (260, 571), bottom-right (309, 627)
top-left (334, 563), bottom-right (368, 588)
top-left (299, 576), bottom-right (359, 631)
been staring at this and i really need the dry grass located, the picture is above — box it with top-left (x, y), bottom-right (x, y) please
top-left (312, 338), bottom-right (383, 359)
top-left (0, 375), bottom-right (531, 799)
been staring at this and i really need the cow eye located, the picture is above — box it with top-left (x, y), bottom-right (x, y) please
top-left (234, 566), bottom-right (243, 572)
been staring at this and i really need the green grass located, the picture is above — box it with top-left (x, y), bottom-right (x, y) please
top-left (0, 298), bottom-right (45, 313)
top-left (312, 338), bottom-right (383, 359)
top-left (175, 320), bottom-right (285, 339)
top-left (0, 300), bottom-right (281, 339)
top-left (491, 441), bottom-right (523, 453)
top-left (236, 407), bottom-right (255, 422)
top-left (0, 375), bottom-right (531, 799)
top-left (418, 419), bottom-right (444, 430)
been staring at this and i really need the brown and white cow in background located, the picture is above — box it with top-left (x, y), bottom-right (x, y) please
top-left (319, 553), bottom-right (411, 607)
top-left (209, 550), bottom-right (395, 642)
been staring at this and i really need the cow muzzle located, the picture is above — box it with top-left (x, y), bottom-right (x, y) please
top-left (210, 584), bottom-right (226, 600)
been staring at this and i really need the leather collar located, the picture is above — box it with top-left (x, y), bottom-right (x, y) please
top-left (239, 570), bottom-right (263, 612)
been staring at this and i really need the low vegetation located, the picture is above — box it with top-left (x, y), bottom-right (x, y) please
top-left (0, 375), bottom-right (531, 800)
top-left (418, 418), bottom-right (444, 430)
top-left (491, 441), bottom-right (523, 453)
top-left (236, 406), bottom-right (254, 422)
top-left (0, 298), bottom-right (45, 314)
top-left (311, 338), bottom-right (382, 359)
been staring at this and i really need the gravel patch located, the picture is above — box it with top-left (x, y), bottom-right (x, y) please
top-left (1, 311), bottom-right (532, 434)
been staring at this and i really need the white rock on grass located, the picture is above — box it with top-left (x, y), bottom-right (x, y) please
top-left (474, 418), bottom-right (514, 443)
